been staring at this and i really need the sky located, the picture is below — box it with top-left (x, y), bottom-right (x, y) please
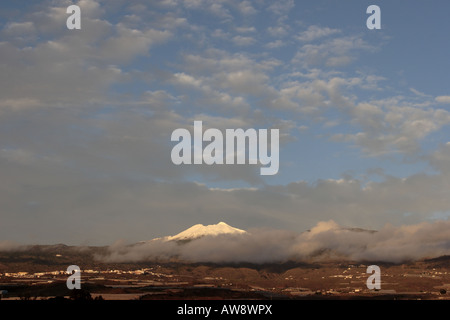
top-left (1, 0), bottom-right (450, 246)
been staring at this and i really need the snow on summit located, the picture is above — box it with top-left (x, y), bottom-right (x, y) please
top-left (165, 222), bottom-right (246, 241)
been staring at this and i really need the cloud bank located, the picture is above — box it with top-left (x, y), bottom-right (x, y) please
top-left (100, 219), bottom-right (450, 264)
top-left (1, 0), bottom-right (450, 246)
top-left (0, 241), bottom-right (27, 252)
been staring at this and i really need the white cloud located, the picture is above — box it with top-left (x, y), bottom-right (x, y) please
top-left (270, 69), bottom-right (450, 156)
top-left (436, 96), bottom-right (450, 104)
top-left (169, 51), bottom-right (287, 118)
top-left (267, 0), bottom-right (294, 17)
top-left (296, 25), bottom-right (341, 42)
top-left (267, 26), bottom-right (289, 37)
top-left (237, 1), bottom-right (257, 15)
top-left (337, 100), bottom-right (450, 156)
top-left (102, 219), bottom-right (450, 264)
top-left (235, 26), bottom-right (256, 33)
top-left (265, 40), bottom-right (285, 49)
top-left (0, 3), bottom-right (172, 110)
top-left (172, 72), bottom-right (204, 88)
top-left (4, 21), bottom-right (35, 35)
top-left (99, 25), bottom-right (171, 63)
top-left (208, 2), bottom-right (232, 19)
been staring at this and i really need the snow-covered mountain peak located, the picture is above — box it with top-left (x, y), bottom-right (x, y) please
top-left (165, 222), bottom-right (246, 241)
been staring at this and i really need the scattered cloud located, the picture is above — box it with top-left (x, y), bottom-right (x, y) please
top-left (237, 1), bottom-right (257, 15)
top-left (232, 35), bottom-right (256, 46)
top-left (267, 0), bottom-right (294, 17)
top-left (265, 40), bottom-right (285, 49)
top-left (267, 26), bottom-right (289, 37)
top-left (292, 36), bottom-right (375, 68)
top-left (101, 219), bottom-right (450, 264)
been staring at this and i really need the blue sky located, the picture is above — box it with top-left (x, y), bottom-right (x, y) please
top-left (1, 0), bottom-right (450, 245)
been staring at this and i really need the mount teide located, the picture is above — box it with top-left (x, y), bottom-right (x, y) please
top-left (155, 222), bottom-right (246, 242)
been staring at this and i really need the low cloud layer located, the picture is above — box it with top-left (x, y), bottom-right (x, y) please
top-left (100, 220), bottom-right (450, 264)
top-left (0, 240), bottom-right (27, 252)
